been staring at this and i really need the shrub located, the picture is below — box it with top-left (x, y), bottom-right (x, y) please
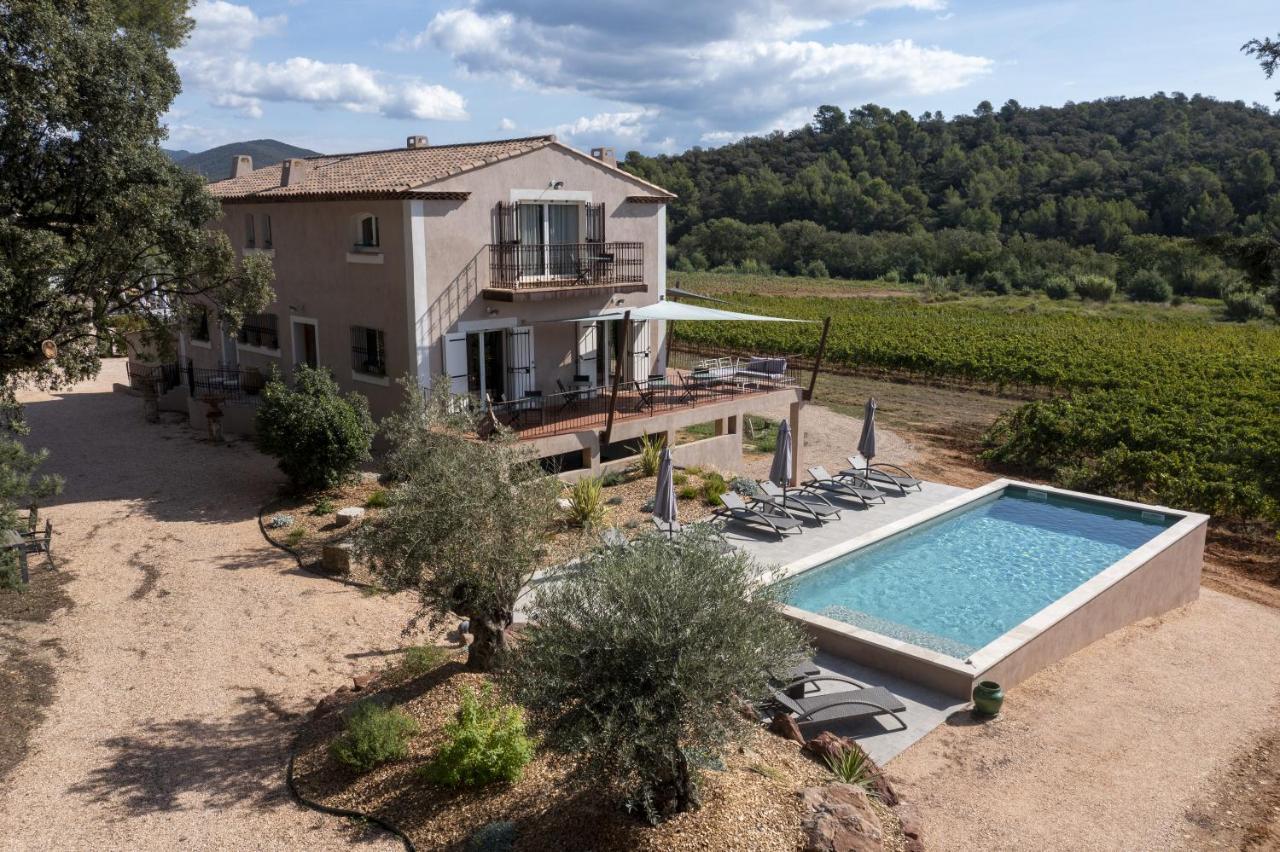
top-left (421, 686), bottom-right (533, 787)
top-left (1126, 269), bottom-right (1172, 303)
top-left (566, 476), bottom-right (606, 529)
top-left (391, 644), bottom-right (448, 681)
top-left (329, 700), bottom-right (419, 772)
top-left (804, 259), bottom-right (829, 278)
top-left (700, 472), bottom-right (728, 506)
top-left (636, 432), bottom-right (664, 477)
top-left (364, 489), bottom-right (390, 509)
top-left (1073, 274), bottom-right (1116, 302)
top-left (600, 469), bottom-right (627, 488)
top-left (825, 745), bottom-right (879, 798)
top-left (0, 551), bottom-right (23, 591)
top-left (285, 527), bottom-right (306, 546)
top-left (729, 475), bottom-right (759, 496)
top-left (255, 366), bottom-right (375, 492)
top-left (267, 513), bottom-right (293, 529)
top-left (672, 472), bottom-right (689, 487)
top-left (1223, 287), bottom-right (1267, 321)
top-left (677, 484), bottom-right (699, 500)
top-left (514, 528), bottom-right (808, 822)
top-left (311, 497), bottom-right (335, 516)
top-left (1043, 275), bottom-right (1074, 300)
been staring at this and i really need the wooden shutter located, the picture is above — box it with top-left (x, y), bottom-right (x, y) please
top-left (444, 332), bottom-right (469, 396)
top-left (586, 202), bottom-right (605, 243)
top-left (493, 202), bottom-right (517, 244)
top-left (506, 326), bottom-right (535, 398)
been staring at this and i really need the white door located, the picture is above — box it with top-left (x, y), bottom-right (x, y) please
top-left (444, 332), bottom-right (468, 396)
top-left (575, 322), bottom-right (598, 386)
top-left (506, 326), bottom-right (535, 399)
top-left (628, 320), bottom-right (651, 381)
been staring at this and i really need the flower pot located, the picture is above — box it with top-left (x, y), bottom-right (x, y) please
top-left (972, 680), bottom-right (1004, 718)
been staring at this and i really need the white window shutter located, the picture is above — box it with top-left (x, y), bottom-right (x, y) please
top-left (576, 322), bottom-right (598, 386)
top-left (628, 320), bottom-right (650, 381)
top-left (444, 332), bottom-right (468, 396)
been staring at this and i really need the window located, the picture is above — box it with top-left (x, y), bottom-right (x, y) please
top-left (516, 202), bottom-right (581, 276)
top-left (355, 214), bottom-right (379, 249)
top-left (190, 306), bottom-right (210, 342)
top-left (350, 326), bottom-right (386, 376)
top-left (244, 213), bottom-right (255, 249)
top-left (238, 313), bottom-right (279, 350)
top-left (262, 214), bottom-right (273, 249)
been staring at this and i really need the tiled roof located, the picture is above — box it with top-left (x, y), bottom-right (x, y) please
top-left (207, 136), bottom-right (676, 202)
top-left (207, 136), bottom-right (556, 200)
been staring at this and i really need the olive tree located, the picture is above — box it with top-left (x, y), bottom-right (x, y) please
top-left (513, 528), bottom-right (809, 823)
top-left (358, 381), bottom-right (558, 670)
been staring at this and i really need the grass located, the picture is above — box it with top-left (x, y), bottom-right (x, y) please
top-left (747, 762), bottom-right (786, 782)
top-left (364, 489), bottom-right (390, 509)
top-left (311, 496), bottom-right (336, 516)
top-left (385, 645), bottom-right (449, 684)
top-left (285, 527), bottom-right (307, 546)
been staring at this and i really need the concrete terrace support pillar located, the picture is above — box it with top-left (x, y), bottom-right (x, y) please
top-left (789, 400), bottom-right (804, 486)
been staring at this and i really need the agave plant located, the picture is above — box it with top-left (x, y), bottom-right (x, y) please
top-left (825, 746), bottom-right (880, 798)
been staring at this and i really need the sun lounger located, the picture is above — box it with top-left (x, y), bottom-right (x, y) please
top-left (843, 454), bottom-right (922, 494)
top-left (758, 481), bottom-right (841, 523)
top-left (712, 492), bottom-right (803, 540)
top-left (769, 677), bottom-right (908, 731)
top-left (805, 466), bottom-right (885, 506)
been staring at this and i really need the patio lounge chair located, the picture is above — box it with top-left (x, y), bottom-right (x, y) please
top-left (736, 356), bottom-right (795, 388)
top-left (843, 454), bottom-right (922, 495)
top-left (758, 481), bottom-right (841, 523)
top-left (712, 492), bottom-right (803, 540)
top-left (805, 466), bottom-right (886, 506)
top-left (768, 676), bottom-right (908, 731)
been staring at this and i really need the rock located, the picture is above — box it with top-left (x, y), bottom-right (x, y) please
top-left (556, 497), bottom-right (572, 511)
top-left (335, 506), bottom-right (365, 526)
top-left (321, 542), bottom-right (353, 575)
top-left (804, 734), bottom-right (898, 806)
top-left (359, 471), bottom-right (381, 485)
top-left (798, 783), bottom-right (885, 852)
top-left (769, 711), bottom-right (805, 744)
top-left (313, 686), bottom-right (352, 718)
top-left (352, 673), bottom-right (375, 691)
top-left (895, 802), bottom-right (925, 852)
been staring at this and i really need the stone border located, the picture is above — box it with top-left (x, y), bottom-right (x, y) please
top-left (257, 498), bottom-right (377, 591)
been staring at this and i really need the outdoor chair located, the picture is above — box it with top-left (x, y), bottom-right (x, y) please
top-left (805, 466), bottom-right (886, 506)
top-left (766, 677), bottom-right (908, 731)
top-left (736, 356), bottom-right (793, 388)
top-left (758, 481), bottom-right (841, 523)
top-left (556, 379), bottom-right (584, 412)
top-left (843, 454), bottom-right (923, 495)
top-left (20, 519), bottom-right (53, 559)
top-left (711, 492), bottom-right (803, 540)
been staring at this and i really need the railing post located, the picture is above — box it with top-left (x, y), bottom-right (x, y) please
top-left (186, 358), bottom-right (194, 395)
top-left (601, 310), bottom-right (631, 446)
top-left (806, 317), bottom-right (831, 401)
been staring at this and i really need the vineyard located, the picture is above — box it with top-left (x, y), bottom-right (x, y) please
top-left (673, 290), bottom-right (1280, 525)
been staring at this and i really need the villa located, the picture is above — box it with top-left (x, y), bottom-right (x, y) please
top-left (142, 134), bottom-right (811, 476)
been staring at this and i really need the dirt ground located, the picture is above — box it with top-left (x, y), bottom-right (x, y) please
top-left (0, 360), bottom-right (422, 850)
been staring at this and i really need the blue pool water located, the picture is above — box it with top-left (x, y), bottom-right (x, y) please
top-left (779, 488), bottom-right (1174, 658)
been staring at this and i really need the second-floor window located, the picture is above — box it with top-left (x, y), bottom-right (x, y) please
top-left (238, 313), bottom-right (279, 350)
top-left (189, 306), bottom-right (210, 342)
top-left (244, 213), bottom-right (255, 249)
top-left (262, 214), bottom-right (273, 249)
top-left (355, 214), bottom-right (379, 249)
top-left (351, 326), bottom-right (386, 376)
top-left (517, 202), bottom-right (580, 276)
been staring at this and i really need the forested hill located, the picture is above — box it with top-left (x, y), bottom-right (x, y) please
top-left (621, 94), bottom-right (1280, 304)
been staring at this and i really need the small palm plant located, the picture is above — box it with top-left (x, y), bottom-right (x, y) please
top-left (825, 745), bottom-right (880, 798)
top-left (566, 476), bottom-right (606, 529)
top-left (637, 432), bottom-right (664, 477)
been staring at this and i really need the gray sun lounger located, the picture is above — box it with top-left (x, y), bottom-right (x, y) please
top-left (712, 492), bottom-right (803, 540)
top-left (843, 454), bottom-right (922, 495)
top-left (758, 481), bottom-right (841, 523)
top-left (770, 677), bottom-right (908, 731)
top-left (805, 466), bottom-right (886, 506)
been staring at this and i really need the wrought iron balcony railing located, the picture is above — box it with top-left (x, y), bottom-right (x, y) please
top-left (488, 242), bottom-right (643, 290)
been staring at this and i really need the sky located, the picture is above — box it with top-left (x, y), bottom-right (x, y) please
top-left (163, 0), bottom-right (1280, 156)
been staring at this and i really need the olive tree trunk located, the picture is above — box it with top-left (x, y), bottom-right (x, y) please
top-left (465, 608), bottom-right (513, 671)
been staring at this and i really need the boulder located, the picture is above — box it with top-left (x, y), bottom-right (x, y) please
top-left (321, 542), bottom-right (353, 575)
top-left (895, 802), bottom-right (925, 852)
top-left (803, 732), bottom-right (898, 806)
top-left (352, 673), bottom-right (375, 691)
top-left (798, 783), bottom-right (885, 852)
top-left (769, 711), bottom-right (805, 744)
top-left (335, 506), bottom-right (365, 526)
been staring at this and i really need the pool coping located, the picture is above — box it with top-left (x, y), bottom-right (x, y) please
top-left (772, 478), bottom-right (1210, 697)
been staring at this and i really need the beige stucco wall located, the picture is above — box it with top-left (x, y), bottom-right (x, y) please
top-left (201, 145), bottom-right (667, 423)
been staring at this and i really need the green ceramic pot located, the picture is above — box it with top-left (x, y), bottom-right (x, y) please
top-left (972, 680), bottom-right (1005, 718)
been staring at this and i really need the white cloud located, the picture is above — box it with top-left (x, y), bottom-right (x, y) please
top-left (178, 0), bottom-right (468, 122)
top-left (498, 117), bottom-right (517, 131)
top-left (417, 1), bottom-right (988, 145)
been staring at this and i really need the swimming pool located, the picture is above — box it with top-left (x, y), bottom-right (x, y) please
top-left (773, 480), bottom-right (1207, 697)
top-left (779, 486), bottom-right (1175, 658)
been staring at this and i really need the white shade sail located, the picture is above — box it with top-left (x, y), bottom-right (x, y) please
top-left (542, 300), bottom-right (812, 324)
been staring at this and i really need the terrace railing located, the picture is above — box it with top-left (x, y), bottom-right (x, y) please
top-left (126, 361), bottom-right (183, 394)
top-left (488, 242), bottom-right (644, 290)
top-left (186, 361), bottom-right (265, 404)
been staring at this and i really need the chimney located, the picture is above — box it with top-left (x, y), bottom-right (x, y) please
top-left (280, 158), bottom-right (310, 187)
top-left (406, 135), bottom-right (430, 149)
top-left (230, 154), bottom-right (253, 178)
top-left (590, 146), bottom-right (616, 168)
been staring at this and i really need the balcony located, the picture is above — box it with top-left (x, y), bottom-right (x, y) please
top-left (485, 242), bottom-right (645, 300)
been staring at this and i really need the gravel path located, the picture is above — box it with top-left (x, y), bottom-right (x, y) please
top-left (0, 361), bottom-right (417, 850)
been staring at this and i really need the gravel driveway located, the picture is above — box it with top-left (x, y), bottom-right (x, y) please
top-left (0, 361), bottom-right (417, 850)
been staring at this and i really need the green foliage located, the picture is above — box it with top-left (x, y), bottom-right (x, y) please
top-left (421, 686), bottom-right (533, 788)
top-left (677, 484), bottom-right (699, 500)
top-left (1126, 270), bottom-right (1172, 303)
top-left (1044, 275), bottom-right (1075, 300)
top-left (1222, 285), bottom-right (1269, 321)
top-left (284, 527), bottom-right (306, 546)
top-left (825, 747), bottom-right (878, 797)
top-left (672, 472), bottom-right (689, 486)
top-left (600, 469), bottom-right (627, 488)
top-left (465, 821), bottom-right (516, 852)
top-left (0, 0), bottom-right (273, 420)
top-left (700, 472), bottom-right (728, 506)
top-left (636, 432), bottom-right (664, 477)
top-left (0, 551), bottom-right (23, 591)
top-left (566, 476), bottom-right (606, 529)
top-left (357, 381), bottom-right (559, 671)
top-left (395, 645), bottom-right (448, 680)
top-left (311, 497), bottom-right (335, 516)
top-left (513, 528), bottom-right (808, 822)
top-left (1073, 274), bottom-right (1117, 302)
top-left (364, 489), bottom-right (390, 509)
top-left (745, 416), bottom-right (779, 453)
top-left (329, 701), bottom-right (419, 773)
top-left (673, 291), bottom-right (1279, 525)
top-left (255, 367), bottom-right (374, 492)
